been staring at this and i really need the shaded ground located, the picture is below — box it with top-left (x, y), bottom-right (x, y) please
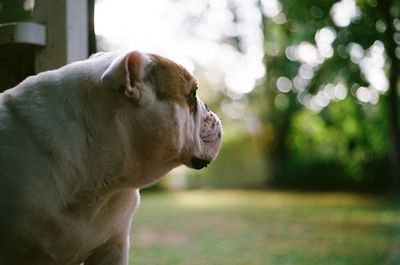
top-left (130, 190), bottom-right (400, 265)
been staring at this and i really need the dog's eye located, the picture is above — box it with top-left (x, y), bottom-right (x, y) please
top-left (189, 90), bottom-right (197, 99)
top-left (187, 88), bottom-right (198, 113)
top-left (187, 86), bottom-right (198, 103)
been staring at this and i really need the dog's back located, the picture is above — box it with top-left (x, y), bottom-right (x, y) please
top-left (0, 75), bottom-right (65, 263)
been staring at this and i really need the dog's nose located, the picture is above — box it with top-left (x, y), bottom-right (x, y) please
top-left (191, 157), bottom-right (210, 170)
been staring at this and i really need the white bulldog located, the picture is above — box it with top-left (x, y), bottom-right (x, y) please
top-left (0, 51), bottom-right (222, 265)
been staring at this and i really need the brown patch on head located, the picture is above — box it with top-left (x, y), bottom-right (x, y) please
top-left (145, 54), bottom-right (198, 112)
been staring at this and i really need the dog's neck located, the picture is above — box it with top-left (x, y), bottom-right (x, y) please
top-left (59, 82), bottom-right (179, 215)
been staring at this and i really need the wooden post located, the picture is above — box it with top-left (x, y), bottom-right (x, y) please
top-left (33, 0), bottom-right (88, 73)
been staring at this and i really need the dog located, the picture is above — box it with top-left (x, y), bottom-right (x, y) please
top-left (0, 50), bottom-right (222, 265)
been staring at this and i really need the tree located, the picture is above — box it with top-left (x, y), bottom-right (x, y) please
top-left (259, 0), bottom-right (400, 191)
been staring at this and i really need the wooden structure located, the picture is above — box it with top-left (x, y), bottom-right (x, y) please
top-left (0, 0), bottom-right (89, 91)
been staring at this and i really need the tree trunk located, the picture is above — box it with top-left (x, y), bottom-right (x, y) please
top-left (380, 0), bottom-right (400, 191)
top-left (88, 0), bottom-right (97, 54)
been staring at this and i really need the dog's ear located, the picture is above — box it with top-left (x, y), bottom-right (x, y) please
top-left (101, 51), bottom-right (150, 101)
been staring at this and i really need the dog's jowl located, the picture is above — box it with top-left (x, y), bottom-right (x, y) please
top-left (0, 51), bottom-right (222, 265)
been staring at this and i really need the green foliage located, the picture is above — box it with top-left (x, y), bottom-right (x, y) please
top-left (261, 0), bottom-right (398, 190)
top-left (0, 0), bottom-right (33, 23)
top-left (284, 97), bottom-right (391, 190)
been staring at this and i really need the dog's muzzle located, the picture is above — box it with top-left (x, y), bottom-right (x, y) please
top-left (188, 100), bottom-right (222, 170)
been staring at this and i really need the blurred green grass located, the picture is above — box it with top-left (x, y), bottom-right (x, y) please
top-left (130, 191), bottom-right (400, 265)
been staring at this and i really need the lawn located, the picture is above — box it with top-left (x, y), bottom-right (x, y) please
top-left (129, 190), bottom-right (400, 265)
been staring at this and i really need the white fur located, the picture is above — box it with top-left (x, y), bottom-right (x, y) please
top-left (0, 51), bottom-right (222, 265)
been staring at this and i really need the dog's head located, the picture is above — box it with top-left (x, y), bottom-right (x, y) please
top-left (101, 51), bottom-right (222, 175)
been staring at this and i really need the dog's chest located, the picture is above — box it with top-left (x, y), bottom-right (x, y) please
top-left (24, 189), bottom-right (140, 264)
